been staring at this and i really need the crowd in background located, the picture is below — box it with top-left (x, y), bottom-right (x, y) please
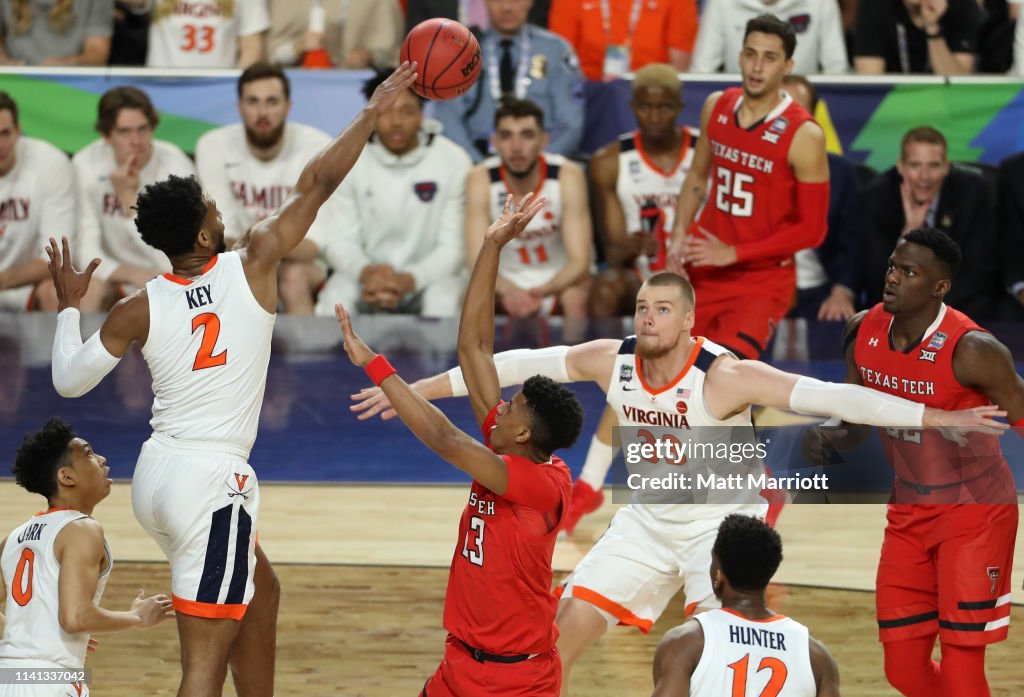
top-left (1, 0), bottom-right (1023, 329)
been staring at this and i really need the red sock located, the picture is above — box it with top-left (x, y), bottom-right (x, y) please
top-left (883, 636), bottom-right (942, 697)
top-left (940, 643), bottom-right (989, 697)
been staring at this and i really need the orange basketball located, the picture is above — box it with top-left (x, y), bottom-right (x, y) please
top-left (401, 19), bottom-right (482, 101)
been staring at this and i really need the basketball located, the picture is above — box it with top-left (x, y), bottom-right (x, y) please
top-left (401, 18), bottom-right (482, 101)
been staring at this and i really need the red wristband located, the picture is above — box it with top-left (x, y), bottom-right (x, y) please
top-left (365, 354), bottom-right (397, 386)
top-left (1013, 417), bottom-right (1024, 428)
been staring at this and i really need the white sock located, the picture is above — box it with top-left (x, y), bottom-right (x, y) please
top-left (578, 435), bottom-right (615, 490)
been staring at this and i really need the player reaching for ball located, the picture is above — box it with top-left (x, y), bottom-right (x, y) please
top-left (46, 64), bottom-right (416, 697)
top-left (336, 193), bottom-right (584, 697)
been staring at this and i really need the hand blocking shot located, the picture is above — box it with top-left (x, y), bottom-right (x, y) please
top-left (336, 194), bottom-right (584, 697)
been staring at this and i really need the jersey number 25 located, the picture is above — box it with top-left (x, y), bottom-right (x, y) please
top-left (715, 168), bottom-right (755, 218)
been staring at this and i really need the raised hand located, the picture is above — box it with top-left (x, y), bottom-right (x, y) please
top-left (366, 62), bottom-right (418, 116)
top-left (682, 229), bottom-right (737, 267)
top-left (335, 303), bottom-right (377, 367)
top-left (129, 589), bottom-right (174, 628)
top-left (485, 193), bottom-right (546, 247)
top-left (45, 236), bottom-right (100, 311)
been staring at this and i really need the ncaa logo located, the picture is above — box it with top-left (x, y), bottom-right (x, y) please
top-left (619, 364), bottom-right (634, 382)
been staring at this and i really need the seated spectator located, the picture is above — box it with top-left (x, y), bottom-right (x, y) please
top-left (691, 0), bottom-right (848, 73)
top-left (0, 0), bottom-right (112, 65)
top-left (465, 98), bottom-right (591, 319)
top-left (406, 0), bottom-right (551, 34)
top-left (859, 126), bottom-right (1002, 320)
top-left (146, 0), bottom-right (267, 68)
top-left (588, 64), bottom-right (698, 317)
top-left (549, 0), bottom-right (698, 79)
top-left (195, 63), bottom-right (331, 313)
top-left (267, 0), bottom-right (401, 69)
top-left (434, 0), bottom-right (583, 162)
top-left (0, 92), bottom-right (73, 312)
top-left (73, 86), bottom-right (195, 311)
top-left (783, 75), bottom-right (861, 321)
top-left (854, 0), bottom-right (980, 74)
top-left (300, 70), bottom-right (472, 317)
top-left (997, 152), bottom-right (1024, 318)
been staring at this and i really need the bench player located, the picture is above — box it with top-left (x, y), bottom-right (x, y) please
top-left (465, 98), bottom-right (592, 319)
top-left (652, 514), bottom-right (840, 696)
top-left (0, 419), bottom-right (172, 697)
top-left (336, 193), bottom-right (583, 695)
top-left (45, 64), bottom-right (417, 697)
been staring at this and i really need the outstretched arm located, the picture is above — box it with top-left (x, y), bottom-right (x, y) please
top-left (704, 355), bottom-right (1009, 434)
top-left (459, 193), bottom-right (547, 425)
top-left (244, 63), bottom-right (417, 275)
top-left (47, 237), bottom-right (147, 397)
top-left (336, 304), bottom-right (513, 494)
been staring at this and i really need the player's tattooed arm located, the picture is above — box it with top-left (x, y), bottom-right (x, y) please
top-left (651, 620), bottom-right (703, 696)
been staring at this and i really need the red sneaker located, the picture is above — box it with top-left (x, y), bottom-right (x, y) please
top-left (562, 480), bottom-right (605, 536)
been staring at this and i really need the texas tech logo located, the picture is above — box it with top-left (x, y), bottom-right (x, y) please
top-left (987, 566), bottom-right (1001, 595)
top-left (227, 473), bottom-right (254, 500)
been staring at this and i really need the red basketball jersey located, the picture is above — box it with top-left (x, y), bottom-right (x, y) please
top-left (692, 88), bottom-right (814, 273)
top-left (854, 303), bottom-right (1014, 502)
top-left (442, 404), bottom-right (572, 655)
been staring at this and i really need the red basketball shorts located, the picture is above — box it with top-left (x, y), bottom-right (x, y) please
top-left (876, 504), bottom-right (1018, 646)
top-left (421, 634), bottom-right (560, 696)
top-left (690, 267), bottom-right (795, 359)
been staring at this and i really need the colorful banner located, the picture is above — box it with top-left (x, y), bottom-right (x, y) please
top-left (0, 70), bottom-right (1021, 171)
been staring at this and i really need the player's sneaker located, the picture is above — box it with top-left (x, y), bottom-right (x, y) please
top-left (562, 480), bottom-right (604, 536)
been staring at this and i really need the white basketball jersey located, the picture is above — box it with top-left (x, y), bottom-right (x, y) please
top-left (486, 153), bottom-right (567, 290)
top-left (691, 609), bottom-right (817, 697)
top-left (0, 510), bottom-right (111, 669)
top-left (146, 0), bottom-right (270, 68)
top-left (607, 336), bottom-right (765, 523)
top-left (616, 128), bottom-right (698, 278)
top-left (142, 250), bottom-right (274, 454)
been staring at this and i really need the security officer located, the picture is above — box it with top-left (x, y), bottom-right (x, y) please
top-left (434, 0), bottom-right (584, 162)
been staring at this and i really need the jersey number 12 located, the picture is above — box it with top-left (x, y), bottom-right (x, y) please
top-left (728, 654), bottom-right (787, 696)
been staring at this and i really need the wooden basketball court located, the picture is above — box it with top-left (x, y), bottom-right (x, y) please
top-left (2, 482), bottom-right (1022, 695)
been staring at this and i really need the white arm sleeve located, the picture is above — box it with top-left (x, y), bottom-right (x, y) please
top-left (789, 376), bottom-right (924, 428)
top-left (447, 346), bottom-right (572, 397)
top-left (52, 309), bottom-right (121, 398)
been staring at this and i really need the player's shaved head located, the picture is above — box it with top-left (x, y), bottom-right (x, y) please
top-left (632, 64), bottom-right (681, 97)
top-left (643, 272), bottom-right (696, 310)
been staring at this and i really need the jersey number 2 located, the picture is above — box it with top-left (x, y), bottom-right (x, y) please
top-left (12, 548), bottom-right (34, 606)
top-left (715, 167), bottom-right (755, 218)
top-left (192, 313), bottom-right (227, 371)
top-left (728, 654), bottom-right (787, 696)
top-left (461, 516), bottom-right (485, 567)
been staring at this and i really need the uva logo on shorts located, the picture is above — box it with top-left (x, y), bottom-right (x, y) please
top-left (227, 473), bottom-right (254, 500)
top-left (987, 566), bottom-right (1001, 595)
top-left (414, 181), bottom-right (438, 202)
